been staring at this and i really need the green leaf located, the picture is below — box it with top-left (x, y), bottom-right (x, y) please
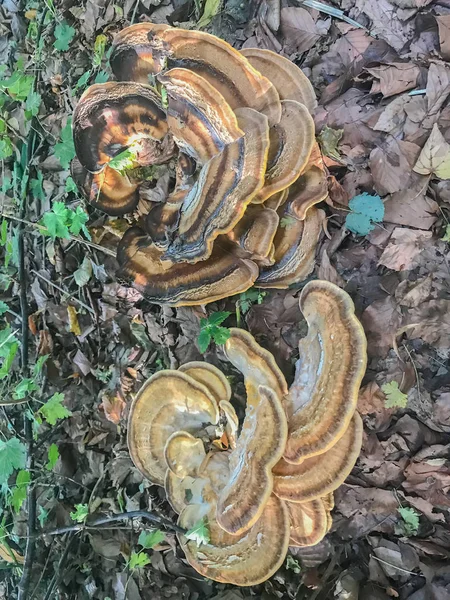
top-left (108, 146), bottom-right (138, 173)
top-left (39, 392), bottom-right (72, 426)
top-left (441, 224), bottom-right (450, 242)
top-left (93, 34), bottom-right (107, 67)
top-left (280, 216), bottom-right (297, 229)
top-left (33, 355), bottom-right (49, 377)
top-left (185, 517), bottom-right (210, 546)
top-left (286, 554), bottom-right (301, 574)
top-left (10, 470), bottom-right (30, 513)
top-left (13, 378), bottom-right (39, 400)
top-left (74, 70), bottom-right (91, 91)
top-left (0, 438), bottom-right (26, 487)
top-left (197, 329), bottom-right (211, 353)
top-left (46, 443), bottom-right (59, 471)
top-left (94, 70), bottom-right (109, 84)
top-left (41, 204), bottom-right (70, 240)
top-left (68, 206), bottom-right (91, 239)
top-left (25, 91), bottom-right (41, 117)
top-left (1, 71), bottom-right (34, 101)
top-left (70, 503), bottom-right (89, 523)
top-left (0, 138), bottom-right (13, 160)
top-left (382, 381), bottom-right (408, 409)
top-left (0, 340), bottom-right (18, 380)
top-left (38, 506), bottom-right (49, 527)
top-left (345, 193), bottom-right (385, 236)
top-left (54, 118), bottom-right (76, 169)
top-left (0, 301), bottom-right (8, 316)
top-left (53, 21), bottom-right (76, 52)
top-left (197, 0), bottom-right (222, 27)
top-left (138, 529), bottom-right (165, 549)
top-left (318, 126), bottom-right (343, 161)
top-left (30, 171), bottom-right (45, 202)
top-left (65, 176), bottom-right (78, 194)
top-left (207, 311), bottom-right (231, 326)
top-left (397, 507), bottom-right (420, 536)
top-left (160, 86), bottom-right (168, 109)
top-left (129, 550), bottom-right (151, 570)
top-left (73, 256), bottom-right (92, 287)
top-left (211, 326), bottom-right (231, 345)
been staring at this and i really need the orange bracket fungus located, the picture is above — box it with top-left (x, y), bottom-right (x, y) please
top-left (71, 24), bottom-right (331, 306)
top-left (127, 281), bottom-right (367, 586)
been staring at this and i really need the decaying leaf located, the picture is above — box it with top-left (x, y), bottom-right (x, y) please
top-left (413, 124), bottom-right (450, 179)
top-left (378, 228), bottom-right (433, 271)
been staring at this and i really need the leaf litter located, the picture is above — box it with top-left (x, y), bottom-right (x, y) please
top-left (0, 0), bottom-right (450, 598)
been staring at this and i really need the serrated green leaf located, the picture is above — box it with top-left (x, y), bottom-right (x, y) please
top-left (65, 176), bottom-right (78, 194)
top-left (345, 193), bottom-right (385, 236)
top-left (68, 206), bottom-right (91, 239)
top-left (382, 381), bottom-right (408, 409)
top-left (13, 378), bottom-right (38, 400)
top-left (70, 503), bottom-right (88, 523)
top-left (41, 202), bottom-right (71, 239)
top-left (211, 326), bottom-right (231, 345)
top-left (0, 138), bottom-right (13, 160)
top-left (0, 438), bottom-right (26, 487)
top-left (197, 329), bottom-right (211, 353)
top-left (53, 21), bottom-right (76, 52)
top-left (138, 529), bottom-right (165, 549)
top-left (54, 118), bottom-right (76, 169)
top-left (39, 392), bottom-right (72, 426)
top-left (397, 507), bottom-right (419, 536)
top-left (1, 71), bottom-right (34, 101)
top-left (46, 443), bottom-right (59, 471)
top-left (73, 256), bottom-right (92, 287)
top-left (129, 551), bottom-right (151, 570)
top-left (30, 171), bottom-right (45, 202)
top-left (33, 355), bottom-right (49, 377)
top-left (10, 470), bottom-right (30, 513)
top-left (108, 146), bottom-right (137, 173)
top-left (74, 71), bottom-right (91, 91)
top-left (25, 90), bottom-right (41, 117)
top-left (94, 70), bottom-right (109, 84)
top-left (185, 517), bottom-right (210, 546)
top-left (207, 311), bottom-right (231, 326)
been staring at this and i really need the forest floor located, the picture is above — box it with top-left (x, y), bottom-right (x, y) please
top-left (0, 0), bottom-right (450, 599)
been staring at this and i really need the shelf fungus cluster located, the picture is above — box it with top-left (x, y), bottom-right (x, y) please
top-left (71, 23), bottom-right (329, 306)
top-left (127, 281), bottom-right (367, 585)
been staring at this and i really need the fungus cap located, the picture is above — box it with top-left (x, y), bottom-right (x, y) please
top-left (284, 280), bottom-right (367, 463)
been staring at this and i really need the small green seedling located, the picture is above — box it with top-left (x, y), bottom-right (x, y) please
top-left (198, 312), bottom-right (231, 353)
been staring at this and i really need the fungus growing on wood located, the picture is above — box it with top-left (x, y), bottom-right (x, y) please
top-left (127, 282), bottom-right (366, 585)
top-left (72, 23), bottom-right (329, 305)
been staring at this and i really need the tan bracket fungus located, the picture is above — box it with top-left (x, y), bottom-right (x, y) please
top-left (72, 24), bottom-right (329, 305)
top-left (126, 281), bottom-right (367, 586)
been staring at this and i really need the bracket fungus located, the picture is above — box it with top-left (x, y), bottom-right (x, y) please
top-left (127, 280), bottom-right (367, 586)
top-left (71, 25), bottom-right (331, 306)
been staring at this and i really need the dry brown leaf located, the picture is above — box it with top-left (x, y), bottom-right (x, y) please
top-left (425, 62), bottom-right (450, 126)
top-left (280, 7), bottom-right (321, 54)
top-left (413, 123), bottom-right (450, 178)
top-left (389, 0), bottom-right (432, 5)
top-left (101, 393), bottom-right (126, 425)
top-left (384, 182), bottom-right (438, 230)
top-left (369, 139), bottom-right (416, 195)
top-left (359, 0), bottom-right (412, 52)
top-left (378, 228), bottom-right (433, 271)
top-left (361, 296), bottom-right (403, 358)
top-left (372, 94), bottom-right (409, 134)
top-left (367, 63), bottom-right (420, 97)
top-left (436, 15), bottom-right (450, 61)
top-left (407, 300), bottom-right (450, 350)
top-left (317, 248), bottom-right (345, 287)
top-left (67, 305), bottom-right (81, 336)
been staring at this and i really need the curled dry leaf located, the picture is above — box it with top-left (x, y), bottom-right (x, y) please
top-left (413, 124), bottom-right (450, 179)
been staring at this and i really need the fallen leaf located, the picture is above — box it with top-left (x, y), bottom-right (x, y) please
top-left (379, 228), bottom-right (433, 271)
top-left (361, 296), bottom-right (403, 358)
top-left (436, 15), bottom-right (450, 61)
top-left (425, 62), bottom-right (450, 127)
top-left (101, 393), bottom-right (126, 425)
top-left (389, 0), bottom-right (432, 6)
top-left (367, 63), bottom-right (420, 97)
top-left (370, 139), bottom-right (416, 195)
top-left (67, 305), bottom-right (81, 336)
top-left (413, 123), bottom-right (450, 178)
top-left (407, 299), bottom-right (450, 349)
top-left (280, 7), bottom-right (321, 54)
top-left (359, 0), bottom-right (412, 52)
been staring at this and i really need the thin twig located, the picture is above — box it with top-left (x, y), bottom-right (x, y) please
top-left (371, 555), bottom-right (418, 576)
top-left (30, 270), bottom-right (96, 315)
top-left (38, 511), bottom-right (187, 537)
